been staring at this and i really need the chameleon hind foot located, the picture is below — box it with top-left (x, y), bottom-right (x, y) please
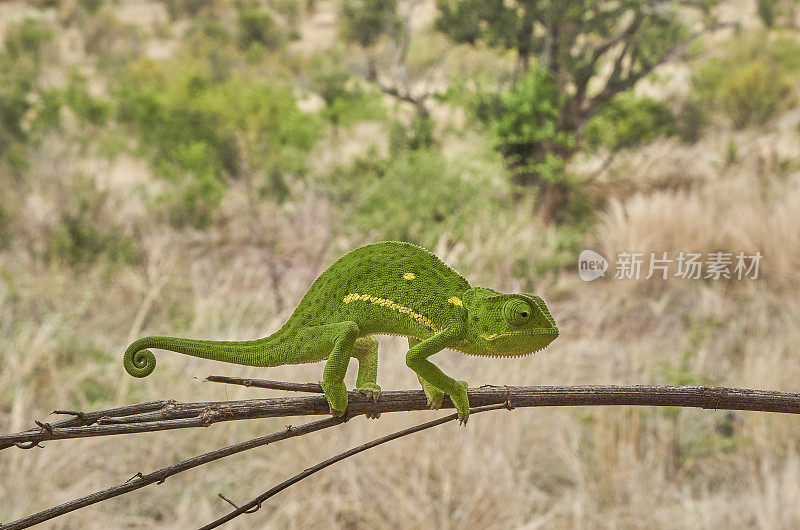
top-left (356, 383), bottom-right (382, 419)
top-left (320, 380), bottom-right (348, 417)
top-left (356, 383), bottom-right (381, 403)
top-left (418, 376), bottom-right (445, 410)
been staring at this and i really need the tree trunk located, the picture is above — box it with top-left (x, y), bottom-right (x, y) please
top-left (503, 137), bottom-right (576, 223)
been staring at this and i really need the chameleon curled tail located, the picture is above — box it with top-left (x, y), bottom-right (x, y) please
top-left (123, 335), bottom-right (286, 378)
top-left (123, 339), bottom-right (157, 377)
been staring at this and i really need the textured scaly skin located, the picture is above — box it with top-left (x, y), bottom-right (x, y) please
top-left (124, 241), bottom-right (559, 423)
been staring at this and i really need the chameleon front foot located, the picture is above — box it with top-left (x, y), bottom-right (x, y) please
top-left (419, 377), bottom-right (469, 424)
top-left (451, 380), bottom-right (470, 426)
top-left (356, 383), bottom-right (382, 419)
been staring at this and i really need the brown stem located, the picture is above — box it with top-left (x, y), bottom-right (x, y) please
top-left (3, 384), bottom-right (799, 450)
top-left (200, 403), bottom-right (509, 529)
top-left (204, 375), bottom-right (323, 393)
top-left (0, 415), bottom-right (351, 530)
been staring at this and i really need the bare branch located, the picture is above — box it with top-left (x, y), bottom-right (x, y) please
top-left (3, 381), bottom-right (800, 527)
top-left (359, 0), bottom-right (445, 112)
top-left (583, 20), bottom-right (736, 120)
top-left (0, 401), bottom-right (172, 450)
top-left (4, 383), bottom-right (800, 450)
top-left (200, 403), bottom-right (509, 529)
top-left (204, 375), bottom-right (323, 393)
top-left (420, 44), bottom-right (451, 101)
top-left (589, 12), bottom-right (644, 66)
top-left (664, 21), bottom-right (738, 61)
top-left (0, 415), bottom-right (352, 530)
top-left (370, 64), bottom-right (427, 107)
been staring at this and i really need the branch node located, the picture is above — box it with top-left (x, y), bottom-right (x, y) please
top-left (201, 407), bottom-right (214, 427)
top-left (218, 493), bottom-right (261, 514)
top-left (125, 472), bottom-right (145, 483)
top-left (52, 409), bottom-right (86, 420)
top-left (504, 386), bottom-right (515, 411)
top-left (701, 385), bottom-right (727, 410)
top-left (34, 420), bottom-right (54, 436)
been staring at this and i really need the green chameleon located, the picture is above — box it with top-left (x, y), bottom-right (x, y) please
top-left (123, 241), bottom-right (558, 423)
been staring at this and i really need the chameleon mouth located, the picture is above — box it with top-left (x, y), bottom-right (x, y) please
top-left (480, 328), bottom-right (559, 341)
top-left (454, 328), bottom-right (559, 357)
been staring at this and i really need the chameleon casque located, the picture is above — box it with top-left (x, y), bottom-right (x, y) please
top-left (123, 241), bottom-right (559, 423)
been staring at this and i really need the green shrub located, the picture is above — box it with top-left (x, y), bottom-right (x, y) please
top-left (164, 0), bottom-right (214, 19)
top-left (309, 55), bottom-right (385, 127)
top-left (674, 97), bottom-right (708, 144)
top-left (329, 148), bottom-right (504, 248)
top-left (584, 93), bottom-right (674, 152)
top-left (756, 0), bottom-right (799, 27)
top-left (0, 19), bottom-right (54, 140)
top-left (46, 174), bottom-right (141, 268)
top-left (83, 12), bottom-right (142, 69)
top-left (32, 74), bottom-right (110, 133)
top-left (447, 65), bottom-right (573, 184)
top-left (0, 19), bottom-right (54, 176)
top-left (339, 0), bottom-right (399, 47)
top-left (2, 143), bottom-right (29, 176)
top-left (690, 33), bottom-right (798, 128)
top-left (492, 65), bottom-right (573, 182)
top-left (389, 114), bottom-right (435, 153)
top-left (77, 0), bottom-right (102, 14)
top-left (0, 86), bottom-right (29, 147)
top-left (238, 7), bottom-right (285, 50)
top-left (3, 18), bottom-right (52, 62)
top-left (116, 60), bottom-right (320, 226)
top-left (0, 194), bottom-right (13, 249)
top-left (64, 76), bottom-right (110, 125)
top-left (275, 0), bottom-right (302, 25)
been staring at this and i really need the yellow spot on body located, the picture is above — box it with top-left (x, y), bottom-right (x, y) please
top-left (342, 292), bottom-right (439, 332)
top-left (447, 296), bottom-right (463, 306)
top-left (403, 272), bottom-right (416, 280)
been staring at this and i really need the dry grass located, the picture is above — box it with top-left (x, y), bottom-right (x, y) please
top-left (3, 1), bottom-right (800, 529)
top-left (4, 159), bottom-right (800, 528)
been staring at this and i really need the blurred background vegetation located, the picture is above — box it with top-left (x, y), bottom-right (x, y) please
top-left (1, 0), bottom-right (800, 527)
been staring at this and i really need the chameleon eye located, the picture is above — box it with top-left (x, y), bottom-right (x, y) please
top-left (503, 298), bottom-right (533, 326)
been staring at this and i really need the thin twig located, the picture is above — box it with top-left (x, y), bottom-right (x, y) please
top-left (3, 384), bottom-right (800, 449)
top-left (0, 401), bottom-right (173, 450)
top-left (204, 375), bottom-right (323, 393)
top-left (201, 403), bottom-right (509, 529)
top-left (0, 415), bottom-right (353, 530)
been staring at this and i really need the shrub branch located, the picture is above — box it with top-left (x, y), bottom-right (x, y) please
top-left (201, 402), bottom-right (509, 529)
top-left (0, 415), bottom-right (352, 530)
top-left (2, 380), bottom-right (800, 528)
top-left (3, 380), bottom-right (800, 450)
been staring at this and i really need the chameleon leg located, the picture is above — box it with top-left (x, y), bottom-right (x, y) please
top-left (405, 330), bottom-right (470, 424)
top-left (409, 337), bottom-right (444, 410)
top-left (353, 336), bottom-right (381, 399)
top-left (316, 321), bottom-right (360, 417)
top-left (352, 335), bottom-right (381, 419)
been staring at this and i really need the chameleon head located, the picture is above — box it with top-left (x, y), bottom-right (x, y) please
top-left (459, 287), bottom-right (559, 357)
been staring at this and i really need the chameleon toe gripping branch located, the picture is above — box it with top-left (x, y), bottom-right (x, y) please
top-left (123, 241), bottom-right (559, 424)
